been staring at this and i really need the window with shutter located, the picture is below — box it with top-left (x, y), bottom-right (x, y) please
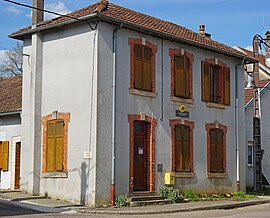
top-left (171, 51), bottom-right (193, 99)
top-left (129, 38), bottom-right (157, 95)
top-left (0, 141), bottom-right (9, 171)
top-left (201, 60), bottom-right (230, 105)
top-left (174, 125), bottom-right (191, 172)
top-left (134, 44), bottom-right (153, 92)
top-left (206, 123), bottom-right (227, 176)
top-left (46, 119), bottom-right (64, 172)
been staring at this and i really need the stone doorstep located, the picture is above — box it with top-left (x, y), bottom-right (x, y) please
top-left (129, 199), bottom-right (172, 207)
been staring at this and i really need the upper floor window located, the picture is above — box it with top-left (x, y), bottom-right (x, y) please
top-left (201, 59), bottom-right (230, 105)
top-left (129, 38), bottom-right (157, 94)
top-left (134, 45), bottom-right (152, 91)
top-left (169, 48), bottom-right (194, 100)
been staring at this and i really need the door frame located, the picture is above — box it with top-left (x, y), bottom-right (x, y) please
top-left (10, 136), bottom-right (21, 190)
top-left (128, 114), bottom-right (157, 193)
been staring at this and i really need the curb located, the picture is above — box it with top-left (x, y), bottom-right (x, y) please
top-left (0, 198), bottom-right (74, 214)
top-left (78, 199), bottom-right (270, 215)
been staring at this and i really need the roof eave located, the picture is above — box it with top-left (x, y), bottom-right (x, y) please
top-left (9, 12), bottom-right (99, 40)
top-left (96, 14), bottom-right (257, 63)
top-left (9, 12), bottom-right (257, 63)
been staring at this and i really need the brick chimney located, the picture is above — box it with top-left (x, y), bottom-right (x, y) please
top-left (199, 24), bottom-right (211, 39)
top-left (32, 0), bottom-right (44, 26)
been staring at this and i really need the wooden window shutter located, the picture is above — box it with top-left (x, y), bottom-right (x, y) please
top-left (46, 122), bottom-right (56, 172)
top-left (185, 57), bottom-right (190, 98)
top-left (0, 142), bottom-right (2, 169)
top-left (224, 67), bottom-right (230, 105)
top-left (175, 56), bottom-right (185, 97)
top-left (183, 126), bottom-right (190, 172)
top-left (175, 126), bottom-right (183, 172)
top-left (55, 120), bottom-right (64, 171)
top-left (2, 141), bottom-right (9, 171)
top-left (143, 60), bottom-right (152, 91)
top-left (143, 47), bottom-right (152, 91)
top-left (216, 130), bottom-right (224, 173)
top-left (134, 45), bottom-right (143, 90)
top-left (201, 61), bottom-right (210, 102)
top-left (210, 130), bottom-right (217, 173)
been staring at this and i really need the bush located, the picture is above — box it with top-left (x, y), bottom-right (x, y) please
top-left (184, 189), bottom-right (198, 199)
top-left (115, 195), bottom-right (128, 207)
top-left (160, 186), bottom-right (183, 203)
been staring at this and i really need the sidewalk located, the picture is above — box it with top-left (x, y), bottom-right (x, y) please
top-left (0, 190), bottom-right (270, 215)
top-left (0, 190), bottom-right (83, 214)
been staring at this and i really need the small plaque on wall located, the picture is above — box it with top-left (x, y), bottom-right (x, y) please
top-left (176, 110), bottom-right (189, 118)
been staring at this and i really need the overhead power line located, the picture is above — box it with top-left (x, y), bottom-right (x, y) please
top-left (2, 0), bottom-right (97, 30)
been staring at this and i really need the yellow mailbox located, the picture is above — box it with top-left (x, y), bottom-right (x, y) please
top-left (164, 172), bottom-right (175, 185)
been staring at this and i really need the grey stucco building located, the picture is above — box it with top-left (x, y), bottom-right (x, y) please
top-left (10, 0), bottom-right (256, 206)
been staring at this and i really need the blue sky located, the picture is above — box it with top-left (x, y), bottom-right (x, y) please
top-left (0, 0), bottom-right (270, 55)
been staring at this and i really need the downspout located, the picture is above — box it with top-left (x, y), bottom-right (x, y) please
top-left (235, 57), bottom-right (245, 192)
top-left (111, 23), bottom-right (122, 207)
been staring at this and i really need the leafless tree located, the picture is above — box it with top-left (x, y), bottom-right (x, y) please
top-left (1, 42), bottom-right (23, 76)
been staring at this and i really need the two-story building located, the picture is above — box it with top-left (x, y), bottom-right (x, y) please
top-left (10, 0), bottom-right (256, 206)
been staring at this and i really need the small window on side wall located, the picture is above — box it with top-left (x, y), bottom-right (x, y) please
top-left (248, 145), bottom-right (254, 166)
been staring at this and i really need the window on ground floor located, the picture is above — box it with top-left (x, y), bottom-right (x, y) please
top-left (0, 141), bottom-right (9, 171)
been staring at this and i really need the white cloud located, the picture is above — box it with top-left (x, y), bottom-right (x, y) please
top-left (6, 6), bottom-right (22, 15)
top-left (45, 1), bottom-right (70, 20)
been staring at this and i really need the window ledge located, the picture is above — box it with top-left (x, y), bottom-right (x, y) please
top-left (171, 96), bottom-right (194, 104)
top-left (248, 164), bottom-right (254, 168)
top-left (206, 102), bottom-right (226, 109)
top-left (207, 173), bottom-right (227, 179)
top-left (42, 172), bottom-right (68, 178)
top-left (129, 88), bottom-right (156, 98)
top-left (175, 172), bottom-right (194, 178)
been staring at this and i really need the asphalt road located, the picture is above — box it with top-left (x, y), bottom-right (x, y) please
top-left (1, 202), bottom-right (270, 217)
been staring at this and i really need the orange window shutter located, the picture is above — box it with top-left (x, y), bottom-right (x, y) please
top-left (46, 122), bottom-right (56, 172)
top-left (134, 59), bottom-right (142, 89)
top-left (224, 67), bottom-right (230, 106)
top-left (55, 121), bottom-right (64, 171)
top-left (202, 61), bottom-right (210, 102)
top-left (0, 142), bottom-right (2, 169)
top-left (143, 60), bottom-right (152, 91)
top-left (185, 57), bottom-right (190, 98)
top-left (2, 141), bottom-right (9, 171)
top-left (217, 130), bottom-right (224, 173)
top-left (183, 127), bottom-right (190, 172)
top-left (175, 56), bottom-right (184, 97)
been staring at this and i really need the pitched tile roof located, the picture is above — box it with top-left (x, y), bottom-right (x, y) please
top-left (0, 76), bottom-right (22, 113)
top-left (245, 79), bottom-right (270, 105)
top-left (10, 1), bottom-right (256, 62)
top-left (238, 47), bottom-right (270, 71)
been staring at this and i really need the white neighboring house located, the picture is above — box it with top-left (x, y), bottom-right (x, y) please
top-left (245, 80), bottom-right (270, 189)
top-left (10, 0), bottom-right (256, 206)
top-left (0, 76), bottom-right (22, 190)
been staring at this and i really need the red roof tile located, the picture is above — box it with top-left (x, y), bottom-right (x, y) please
top-left (239, 47), bottom-right (270, 71)
top-left (245, 80), bottom-right (270, 105)
top-left (10, 1), bottom-right (255, 61)
top-left (0, 76), bottom-right (22, 113)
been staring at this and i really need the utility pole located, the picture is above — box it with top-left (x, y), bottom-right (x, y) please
top-left (253, 35), bottom-right (262, 192)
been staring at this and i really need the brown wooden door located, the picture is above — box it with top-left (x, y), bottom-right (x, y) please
top-left (15, 142), bottom-right (21, 189)
top-left (133, 122), bottom-right (148, 191)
